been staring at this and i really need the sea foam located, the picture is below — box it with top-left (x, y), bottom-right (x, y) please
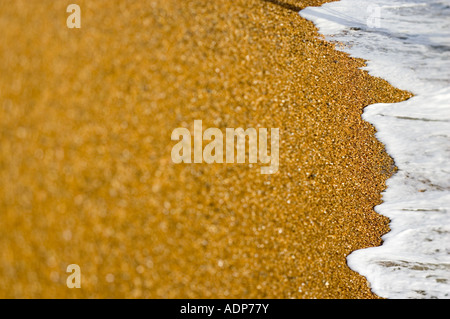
top-left (300, 0), bottom-right (450, 298)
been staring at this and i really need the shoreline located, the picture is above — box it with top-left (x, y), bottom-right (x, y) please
top-left (302, 0), bottom-right (450, 298)
top-left (0, 0), bottom-right (412, 298)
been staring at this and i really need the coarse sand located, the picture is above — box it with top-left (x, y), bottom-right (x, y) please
top-left (0, 0), bottom-right (412, 298)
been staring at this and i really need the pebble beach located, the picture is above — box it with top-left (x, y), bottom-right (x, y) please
top-left (0, 0), bottom-right (412, 298)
